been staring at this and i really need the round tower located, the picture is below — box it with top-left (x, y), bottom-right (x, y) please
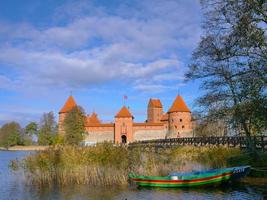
top-left (58, 95), bottom-right (77, 135)
top-left (167, 95), bottom-right (192, 138)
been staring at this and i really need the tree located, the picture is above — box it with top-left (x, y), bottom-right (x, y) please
top-left (23, 122), bottom-right (38, 145)
top-left (25, 122), bottom-right (38, 135)
top-left (0, 122), bottom-right (22, 148)
top-left (186, 0), bottom-right (267, 137)
top-left (192, 112), bottom-right (228, 137)
top-left (64, 106), bottom-right (85, 145)
top-left (38, 112), bottom-right (57, 145)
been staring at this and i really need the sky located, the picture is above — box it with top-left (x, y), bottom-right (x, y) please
top-left (0, 0), bottom-right (203, 126)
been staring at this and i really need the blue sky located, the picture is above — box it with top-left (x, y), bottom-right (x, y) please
top-left (0, 0), bottom-right (202, 126)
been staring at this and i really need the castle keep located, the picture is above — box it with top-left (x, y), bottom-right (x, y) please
top-left (58, 95), bottom-right (193, 144)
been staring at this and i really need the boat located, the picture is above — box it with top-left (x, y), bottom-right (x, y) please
top-left (129, 166), bottom-right (250, 188)
top-left (249, 167), bottom-right (267, 178)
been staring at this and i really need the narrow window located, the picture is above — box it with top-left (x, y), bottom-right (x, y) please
top-left (180, 119), bottom-right (182, 122)
top-left (182, 125), bottom-right (185, 129)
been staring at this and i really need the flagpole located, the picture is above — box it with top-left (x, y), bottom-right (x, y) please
top-left (123, 95), bottom-right (128, 106)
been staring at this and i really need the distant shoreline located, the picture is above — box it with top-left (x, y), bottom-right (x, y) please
top-left (0, 145), bottom-right (49, 151)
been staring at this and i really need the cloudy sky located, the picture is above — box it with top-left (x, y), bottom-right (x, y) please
top-left (0, 0), bottom-right (202, 126)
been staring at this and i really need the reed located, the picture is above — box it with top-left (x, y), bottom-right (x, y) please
top-left (12, 143), bottom-right (244, 186)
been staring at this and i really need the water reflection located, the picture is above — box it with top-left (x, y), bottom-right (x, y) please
top-left (0, 151), bottom-right (266, 200)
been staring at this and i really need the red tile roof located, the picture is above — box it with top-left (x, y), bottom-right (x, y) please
top-left (149, 99), bottom-right (162, 108)
top-left (59, 95), bottom-right (77, 113)
top-left (86, 112), bottom-right (101, 125)
top-left (168, 95), bottom-right (190, 113)
top-left (115, 106), bottom-right (133, 118)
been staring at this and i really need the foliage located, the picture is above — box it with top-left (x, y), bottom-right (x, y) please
top-left (0, 122), bottom-right (23, 148)
top-left (38, 112), bottom-right (57, 145)
top-left (21, 134), bottom-right (34, 146)
top-left (187, 0), bottom-right (267, 137)
top-left (13, 144), bottom-right (244, 186)
top-left (51, 134), bottom-right (65, 145)
top-left (63, 106), bottom-right (85, 145)
top-left (25, 122), bottom-right (38, 135)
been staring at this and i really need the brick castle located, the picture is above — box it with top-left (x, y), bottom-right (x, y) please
top-left (58, 95), bottom-right (193, 144)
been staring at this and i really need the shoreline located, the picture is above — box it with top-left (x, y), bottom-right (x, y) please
top-left (0, 145), bottom-right (49, 151)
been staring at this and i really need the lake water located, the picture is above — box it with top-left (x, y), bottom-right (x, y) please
top-left (0, 151), bottom-right (267, 200)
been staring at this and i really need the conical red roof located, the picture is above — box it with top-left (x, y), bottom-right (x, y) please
top-left (89, 112), bottom-right (101, 124)
top-left (168, 95), bottom-right (190, 113)
top-left (115, 106), bottom-right (133, 118)
top-left (59, 95), bottom-right (77, 113)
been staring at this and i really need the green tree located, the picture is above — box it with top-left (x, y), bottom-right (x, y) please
top-left (25, 122), bottom-right (38, 135)
top-left (21, 122), bottom-right (38, 145)
top-left (0, 122), bottom-right (22, 148)
top-left (187, 0), bottom-right (267, 137)
top-left (64, 106), bottom-right (85, 145)
top-left (38, 112), bottom-right (56, 145)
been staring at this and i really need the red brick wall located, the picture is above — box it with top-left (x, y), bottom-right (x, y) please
top-left (147, 106), bottom-right (163, 123)
top-left (168, 112), bottom-right (192, 137)
top-left (114, 117), bottom-right (133, 143)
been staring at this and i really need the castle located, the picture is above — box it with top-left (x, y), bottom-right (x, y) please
top-left (58, 95), bottom-right (193, 144)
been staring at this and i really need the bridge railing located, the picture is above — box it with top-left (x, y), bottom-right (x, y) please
top-left (129, 136), bottom-right (267, 151)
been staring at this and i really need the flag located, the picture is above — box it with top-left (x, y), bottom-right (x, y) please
top-left (123, 95), bottom-right (128, 100)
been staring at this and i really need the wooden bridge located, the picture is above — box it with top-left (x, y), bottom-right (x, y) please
top-left (129, 136), bottom-right (267, 151)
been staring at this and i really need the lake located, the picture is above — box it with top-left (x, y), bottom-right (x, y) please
top-left (0, 151), bottom-right (267, 200)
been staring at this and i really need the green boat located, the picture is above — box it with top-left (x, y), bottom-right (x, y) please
top-left (129, 166), bottom-right (250, 188)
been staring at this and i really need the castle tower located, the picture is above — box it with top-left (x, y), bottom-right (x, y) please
top-left (167, 95), bottom-right (192, 138)
top-left (114, 106), bottom-right (133, 143)
top-left (147, 99), bottom-right (163, 123)
top-left (58, 95), bottom-right (77, 134)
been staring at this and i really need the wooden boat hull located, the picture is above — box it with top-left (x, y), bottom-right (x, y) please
top-left (129, 166), bottom-right (250, 188)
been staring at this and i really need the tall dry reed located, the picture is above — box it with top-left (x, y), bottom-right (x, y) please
top-left (13, 143), bottom-right (242, 186)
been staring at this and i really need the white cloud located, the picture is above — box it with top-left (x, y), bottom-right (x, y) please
top-left (0, 75), bottom-right (13, 89)
top-left (0, 47), bottom-right (181, 89)
top-left (133, 82), bottom-right (185, 93)
top-left (0, 0), bottom-right (201, 94)
top-left (133, 84), bottom-right (173, 93)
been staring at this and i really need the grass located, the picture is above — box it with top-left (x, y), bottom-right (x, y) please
top-left (10, 143), bottom-right (267, 186)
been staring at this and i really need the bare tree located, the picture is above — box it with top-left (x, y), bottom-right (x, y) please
top-left (187, 0), bottom-right (267, 138)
